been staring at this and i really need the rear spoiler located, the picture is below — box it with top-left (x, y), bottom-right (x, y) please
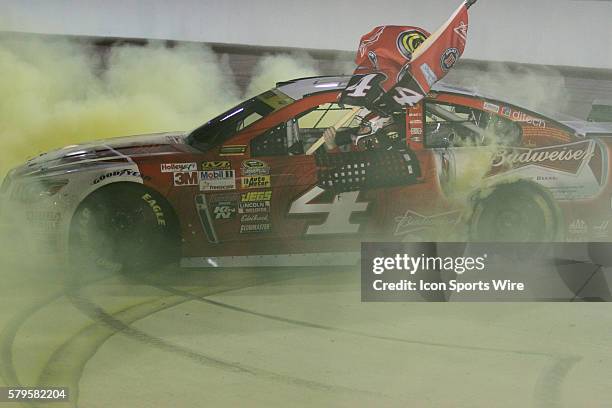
top-left (588, 100), bottom-right (612, 122)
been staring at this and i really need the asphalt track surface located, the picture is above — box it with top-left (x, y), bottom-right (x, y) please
top-left (1, 258), bottom-right (611, 407)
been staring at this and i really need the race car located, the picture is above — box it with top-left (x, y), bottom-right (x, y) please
top-left (2, 75), bottom-right (612, 269)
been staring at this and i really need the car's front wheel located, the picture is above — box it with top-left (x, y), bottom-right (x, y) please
top-left (70, 183), bottom-right (180, 273)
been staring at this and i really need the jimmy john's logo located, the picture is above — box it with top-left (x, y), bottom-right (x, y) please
top-left (241, 175), bottom-right (271, 189)
top-left (440, 48), bottom-right (459, 72)
top-left (396, 29), bottom-right (428, 61)
top-left (241, 159), bottom-right (269, 176)
top-left (202, 161), bottom-right (231, 170)
top-left (487, 140), bottom-right (594, 177)
top-left (161, 162), bottom-right (197, 173)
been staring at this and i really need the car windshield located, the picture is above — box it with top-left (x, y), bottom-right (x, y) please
top-left (187, 89), bottom-right (295, 150)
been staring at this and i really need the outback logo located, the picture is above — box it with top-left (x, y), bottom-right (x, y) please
top-left (241, 159), bottom-right (269, 176)
top-left (241, 190), bottom-right (272, 202)
top-left (487, 141), bottom-right (594, 177)
top-left (241, 175), bottom-right (271, 189)
top-left (440, 48), bottom-right (459, 72)
top-left (161, 163), bottom-right (197, 173)
top-left (396, 29), bottom-right (428, 60)
top-left (202, 161), bottom-right (231, 170)
top-left (394, 210), bottom-right (462, 237)
top-left (93, 169), bottom-right (144, 184)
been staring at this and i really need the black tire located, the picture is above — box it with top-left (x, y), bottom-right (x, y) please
top-left (468, 181), bottom-right (562, 242)
top-left (70, 183), bottom-right (180, 273)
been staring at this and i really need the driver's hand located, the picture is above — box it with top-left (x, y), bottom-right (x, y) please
top-left (323, 127), bottom-right (337, 150)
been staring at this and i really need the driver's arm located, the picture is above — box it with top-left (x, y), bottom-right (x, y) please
top-left (323, 128), bottom-right (354, 151)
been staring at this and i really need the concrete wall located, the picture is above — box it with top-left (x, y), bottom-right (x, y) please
top-left (2, 0), bottom-right (612, 69)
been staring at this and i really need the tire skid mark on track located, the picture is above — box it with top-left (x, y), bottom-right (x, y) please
top-left (0, 292), bottom-right (65, 408)
top-left (146, 281), bottom-right (583, 408)
top-left (0, 274), bottom-right (112, 408)
top-left (39, 269), bottom-right (382, 407)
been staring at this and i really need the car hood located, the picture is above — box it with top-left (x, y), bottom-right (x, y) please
top-left (14, 131), bottom-right (189, 178)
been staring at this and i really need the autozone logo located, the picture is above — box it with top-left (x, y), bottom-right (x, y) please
top-left (161, 162), bottom-right (197, 173)
top-left (241, 191), bottom-right (272, 202)
top-left (241, 175), bottom-right (271, 189)
top-left (173, 171), bottom-right (198, 186)
top-left (487, 141), bottom-right (594, 177)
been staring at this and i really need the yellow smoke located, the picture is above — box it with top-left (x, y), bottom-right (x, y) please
top-left (0, 36), bottom-right (242, 177)
top-left (245, 52), bottom-right (319, 98)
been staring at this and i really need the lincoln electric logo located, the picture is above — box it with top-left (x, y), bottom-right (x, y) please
top-left (487, 140), bottom-right (594, 177)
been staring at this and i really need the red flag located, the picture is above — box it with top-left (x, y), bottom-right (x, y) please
top-left (407, 1), bottom-right (470, 95)
top-left (353, 26), bottom-right (431, 92)
top-left (340, 1), bottom-right (476, 113)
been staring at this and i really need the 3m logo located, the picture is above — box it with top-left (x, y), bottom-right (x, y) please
top-left (241, 191), bottom-right (272, 202)
top-left (173, 172), bottom-right (198, 186)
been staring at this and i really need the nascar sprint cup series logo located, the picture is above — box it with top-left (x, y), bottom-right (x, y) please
top-left (396, 29), bottom-right (428, 60)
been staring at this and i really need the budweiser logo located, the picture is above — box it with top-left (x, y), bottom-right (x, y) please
top-left (394, 210), bottom-right (461, 236)
top-left (487, 141), bottom-right (594, 177)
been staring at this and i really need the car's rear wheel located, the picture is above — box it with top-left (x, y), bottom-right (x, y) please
top-left (70, 183), bottom-right (180, 273)
top-left (468, 181), bottom-right (562, 242)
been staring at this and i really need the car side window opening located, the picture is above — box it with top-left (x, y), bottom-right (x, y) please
top-left (188, 89), bottom-right (294, 151)
top-left (251, 103), bottom-right (361, 157)
top-left (424, 102), bottom-right (522, 148)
